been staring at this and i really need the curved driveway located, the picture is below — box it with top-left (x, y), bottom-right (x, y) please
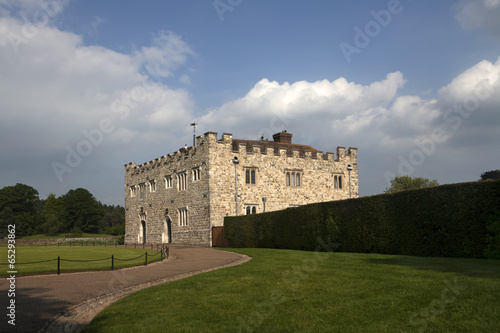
top-left (0, 246), bottom-right (250, 333)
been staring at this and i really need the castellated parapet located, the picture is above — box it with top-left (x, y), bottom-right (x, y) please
top-left (124, 131), bottom-right (358, 246)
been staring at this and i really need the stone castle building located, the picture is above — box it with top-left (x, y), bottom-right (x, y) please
top-left (124, 131), bottom-right (358, 246)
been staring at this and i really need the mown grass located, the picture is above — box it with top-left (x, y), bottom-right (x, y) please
top-left (20, 233), bottom-right (116, 239)
top-left (0, 247), bottom-right (163, 276)
top-left (84, 248), bottom-right (500, 333)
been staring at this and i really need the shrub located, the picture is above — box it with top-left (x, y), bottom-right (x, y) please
top-left (224, 180), bottom-right (500, 259)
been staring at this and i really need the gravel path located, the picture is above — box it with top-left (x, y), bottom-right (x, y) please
top-left (0, 246), bottom-right (250, 333)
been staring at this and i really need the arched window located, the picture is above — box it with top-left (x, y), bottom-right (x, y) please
top-left (192, 167), bottom-right (201, 181)
top-left (339, 176), bottom-right (342, 189)
top-left (286, 172), bottom-right (290, 186)
top-left (252, 206), bottom-right (256, 214)
top-left (178, 207), bottom-right (188, 226)
top-left (246, 206), bottom-right (251, 215)
top-left (296, 173), bottom-right (301, 186)
top-left (334, 176), bottom-right (338, 189)
top-left (165, 176), bottom-right (172, 189)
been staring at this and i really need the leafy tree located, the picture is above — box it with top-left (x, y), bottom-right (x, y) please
top-left (100, 204), bottom-right (125, 235)
top-left (0, 183), bottom-right (40, 214)
top-left (480, 170), bottom-right (500, 181)
top-left (384, 175), bottom-right (439, 194)
top-left (0, 183), bottom-right (41, 236)
top-left (61, 188), bottom-right (104, 233)
top-left (101, 204), bottom-right (125, 228)
top-left (0, 207), bottom-right (16, 238)
top-left (41, 194), bottom-right (64, 235)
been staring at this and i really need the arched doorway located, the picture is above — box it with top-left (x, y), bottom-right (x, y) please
top-left (162, 217), bottom-right (172, 244)
top-left (141, 220), bottom-right (146, 244)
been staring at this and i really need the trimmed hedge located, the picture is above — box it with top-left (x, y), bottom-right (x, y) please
top-left (224, 180), bottom-right (500, 259)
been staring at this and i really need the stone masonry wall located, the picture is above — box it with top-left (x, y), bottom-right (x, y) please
top-left (206, 132), bottom-right (358, 232)
top-left (124, 135), bottom-right (211, 246)
top-left (125, 131), bottom-right (358, 247)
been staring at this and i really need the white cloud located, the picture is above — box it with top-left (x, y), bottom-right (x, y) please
top-left (133, 30), bottom-right (196, 79)
top-left (0, 13), bottom-right (196, 198)
top-left (455, 0), bottom-right (500, 38)
top-left (0, 0), bottom-right (68, 25)
top-left (0, 0), bottom-right (499, 204)
top-left (201, 72), bottom-right (406, 139)
top-left (199, 58), bottom-right (500, 196)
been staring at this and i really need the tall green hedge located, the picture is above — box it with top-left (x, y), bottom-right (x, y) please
top-left (224, 180), bottom-right (500, 259)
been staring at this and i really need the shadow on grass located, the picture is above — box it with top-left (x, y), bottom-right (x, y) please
top-left (0, 285), bottom-right (73, 332)
top-left (365, 255), bottom-right (500, 279)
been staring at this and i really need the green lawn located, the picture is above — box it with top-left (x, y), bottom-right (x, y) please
top-left (20, 233), bottom-right (116, 239)
top-left (0, 247), bottom-right (163, 276)
top-left (85, 248), bottom-right (500, 333)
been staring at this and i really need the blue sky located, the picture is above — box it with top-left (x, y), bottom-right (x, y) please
top-left (0, 0), bottom-right (499, 205)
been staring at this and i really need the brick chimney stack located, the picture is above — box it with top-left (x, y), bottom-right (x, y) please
top-left (273, 131), bottom-right (292, 144)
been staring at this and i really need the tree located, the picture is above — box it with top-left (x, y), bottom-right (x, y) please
top-left (61, 188), bottom-right (103, 233)
top-left (480, 170), bottom-right (500, 181)
top-left (384, 175), bottom-right (439, 194)
top-left (0, 183), bottom-right (41, 236)
top-left (0, 183), bottom-right (40, 214)
top-left (41, 194), bottom-right (64, 235)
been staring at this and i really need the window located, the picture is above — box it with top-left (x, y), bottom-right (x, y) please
top-left (286, 171), bottom-right (302, 187)
top-left (177, 173), bottom-right (187, 191)
top-left (334, 175), bottom-right (343, 189)
top-left (245, 168), bottom-right (257, 185)
top-left (245, 205), bottom-right (258, 215)
top-left (149, 180), bottom-right (156, 192)
top-left (165, 175), bottom-right (172, 189)
top-left (192, 167), bottom-right (201, 182)
top-left (138, 183), bottom-right (146, 200)
top-left (178, 207), bottom-right (188, 226)
top-left (130, 186), bottom-right (137, 197)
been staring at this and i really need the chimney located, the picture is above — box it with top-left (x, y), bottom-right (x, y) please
top-left (272, 131), bottom-right (292, 144)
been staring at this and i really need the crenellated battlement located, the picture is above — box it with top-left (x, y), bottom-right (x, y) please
top-left (208, 131), bottom-right (356, 162)
top-left (125, 135), bottom-right (212, 174)
top-left (125, 131), bottom-right (357, 171)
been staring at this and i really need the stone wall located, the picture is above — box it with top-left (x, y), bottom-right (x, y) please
top-left (124, 131), bottom-right (358, 247)
top-left (124, 135), bottom-right (211, 246)
top-left (206, 132), bottom-right (358, 230)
